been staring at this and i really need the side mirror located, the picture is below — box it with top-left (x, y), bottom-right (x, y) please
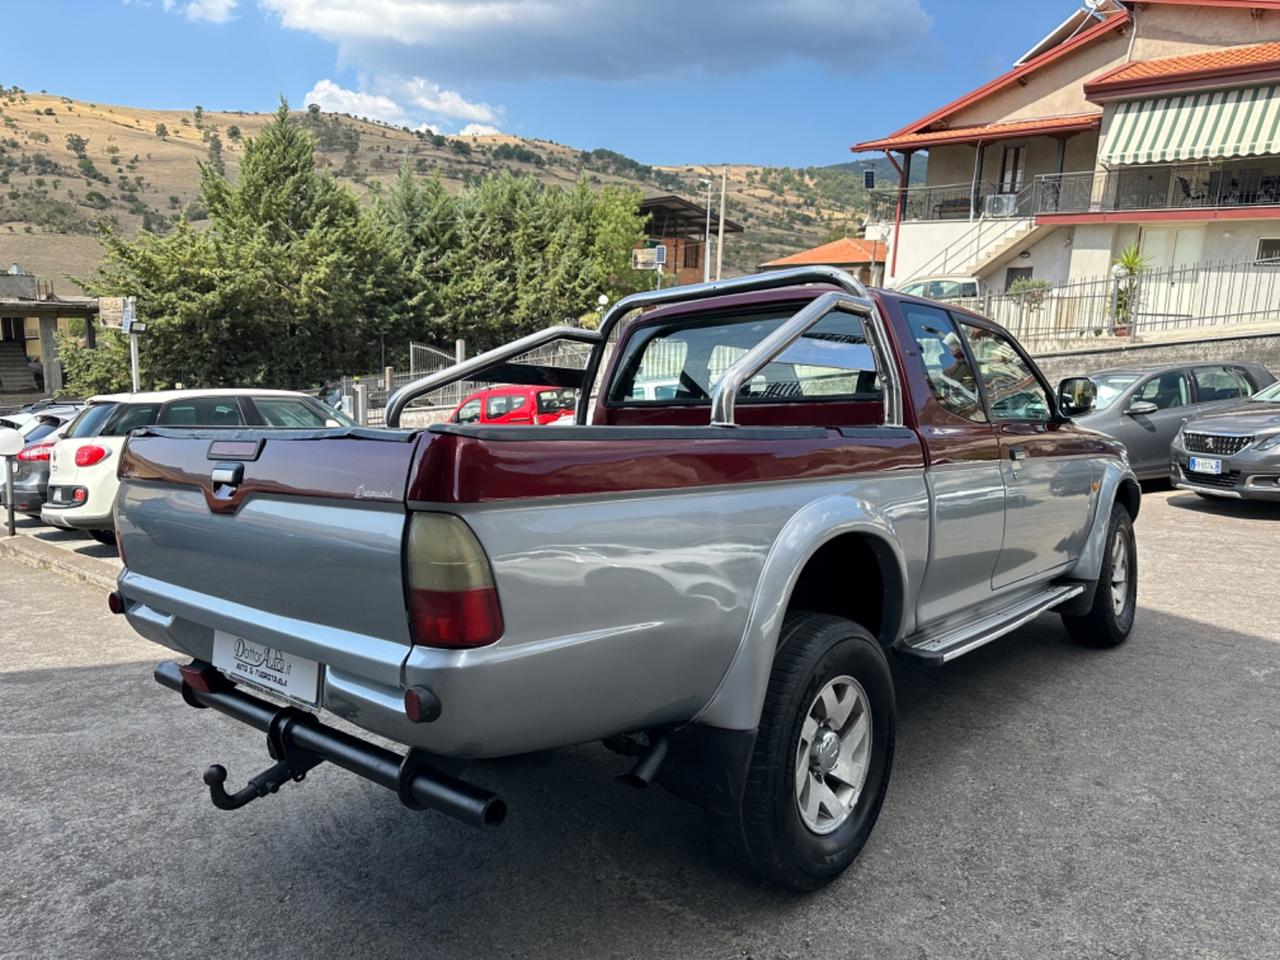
top-left (0, 427), bottom-right (24, 457)
top-left (1057, 377), bottom-right (1096, 417)
top-left (1126, 400), bottom-right (1158, 416)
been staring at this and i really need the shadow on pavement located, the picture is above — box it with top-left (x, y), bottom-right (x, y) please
top-left (1165, 490), bottom-right (1280, 520)
top-left (3, 601), bottom-right (1279, 959)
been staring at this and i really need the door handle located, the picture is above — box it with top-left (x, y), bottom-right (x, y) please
top-left (1009, 446), bottom-right (1027, 462)
top-left (211, 462), bottom-right (244, 487)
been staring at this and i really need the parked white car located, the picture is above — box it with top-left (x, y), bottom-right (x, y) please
top-left (894, 276), bottom-right (984, 302)
top-left (42, 389), bottom-right (351, 543)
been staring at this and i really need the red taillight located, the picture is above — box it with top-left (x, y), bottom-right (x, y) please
top-left (75, 444), bottom-right (110, 467)
top-left (17, 442), bottom-right (53, 462)
top-left (405, 514), bottom-right (504, 649)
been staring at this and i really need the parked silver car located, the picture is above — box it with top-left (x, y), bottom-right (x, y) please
top-left (1070, 362), bottom-right (1274, 479)
top-left (1171, 379), bottom-right (1280, 500)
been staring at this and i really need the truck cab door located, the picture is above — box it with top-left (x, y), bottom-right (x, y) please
top-left (957, 320), bottom-right (1097, 589)
top-left (899, 303), bottom-right (1007, 627)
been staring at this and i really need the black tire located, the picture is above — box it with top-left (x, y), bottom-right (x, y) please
top-left (729, 612), bottom-right (895, 891)
top-left (87, 528), bottom-right (117, 546)
top-left (1061, 503), bottom-right (1136, 647)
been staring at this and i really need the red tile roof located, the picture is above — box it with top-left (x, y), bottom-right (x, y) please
top-left (761, 237), bottom-right (887, 268)
top-left (1085, 40), bottom-right (1280, 99)
top-left (853, 12), bottom-right (1127, 154)
top-left (854, 113), bottom-right (1101, 153)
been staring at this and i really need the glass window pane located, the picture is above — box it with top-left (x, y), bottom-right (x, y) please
top-left (1192, 365), bottom-right (1252, 401)
top-left (609, 308), bottom-right (883, 407)
top-left (254, 397), bottom-right (329, 427)
top-left (103, 403), bottom-right (162, 436)
top-left (960, 322), bottom-right (1051, 422)
top-left (158, 397), bottom-right (245, 427)
top-left (1135, 372), bottom-right (1189, 409)
top-left (901, 304), bottom-right (986, 423)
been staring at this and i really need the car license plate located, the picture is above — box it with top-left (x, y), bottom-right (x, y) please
top-left (1188, 456), bottom-right (1223, 475)
top-left (211, 630), bottom-right (321, 706)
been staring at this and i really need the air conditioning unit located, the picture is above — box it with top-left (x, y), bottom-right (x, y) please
top-left (985, 194), bottom-right (1019, 218)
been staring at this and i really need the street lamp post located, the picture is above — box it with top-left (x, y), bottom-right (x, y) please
top-left (698, 178), bottom-right (713, 284)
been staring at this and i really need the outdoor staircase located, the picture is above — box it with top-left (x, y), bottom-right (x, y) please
top-left (967, 220), bottom-right (1051, 276)
top-left (0, 341), bottom-right (38, 391)
top-left (899, 215), bottom-right (1050, 287)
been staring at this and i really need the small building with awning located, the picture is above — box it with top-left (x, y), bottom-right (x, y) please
top-left (852, 0), bottom-right (1280, 294)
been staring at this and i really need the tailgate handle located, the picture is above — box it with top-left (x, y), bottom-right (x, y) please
top-left (211, 462), bottom-right (244, 487)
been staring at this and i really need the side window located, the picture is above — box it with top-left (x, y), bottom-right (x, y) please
top-left (1192, 365), bottom-right (1252, 402)
top-left (902, 303), bottom-right (986, 423)
top-left (159, 397), bottom-right (246, 427)
top-left (455, 399), bottom-right (481, 424)
top-left (103, 403), bottom-right (162, 436)
top-left (959, 322), bottom-right (1052, 422)
top-left (252, 397), bottom-right (330, 427)
top-left (485, 394), bottom-right (515, 419)
top-left (1134, 371), bottom-right (1189, 409)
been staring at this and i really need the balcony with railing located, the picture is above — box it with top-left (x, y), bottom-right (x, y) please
top-left (869, 180), bottom-right (1042, 223)
top-left (1034, 159), bottom-right (1280, 218)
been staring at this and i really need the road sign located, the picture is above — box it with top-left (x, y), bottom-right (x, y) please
top-left (121, 296), bottom-right (137, 334)
top-left (98, 296), bottom-right (126, 328)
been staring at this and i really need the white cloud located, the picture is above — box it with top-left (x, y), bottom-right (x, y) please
top-left (260, 0), bottom-right (932, 81)
top-left (182, 0), bottom-right (238, 22)
top-left (459, 123), bottom-right (501, 137)
top-left (303, 78), bottom-right (504, 134)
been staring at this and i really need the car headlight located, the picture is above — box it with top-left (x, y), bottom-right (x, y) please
top-left (1255, 433), bottom-right (1280, 452)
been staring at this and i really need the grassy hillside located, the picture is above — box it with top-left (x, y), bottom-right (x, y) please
top-left (0, 85), bottom-right (920, 294)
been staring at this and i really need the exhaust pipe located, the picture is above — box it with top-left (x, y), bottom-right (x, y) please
top-left (154, 660), bottom-right (506, 828)
top-left (617, 734), bottom-right (669, 789)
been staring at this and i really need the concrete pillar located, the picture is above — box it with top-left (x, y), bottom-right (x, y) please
top-left (38, 316), bottom-right (62, 395)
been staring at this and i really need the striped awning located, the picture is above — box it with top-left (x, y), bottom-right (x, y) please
top-left (1100, 85), bottom-right (1280, 165)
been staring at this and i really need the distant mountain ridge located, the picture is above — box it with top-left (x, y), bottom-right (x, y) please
top-left (0, 85), bottom-right (924, 291)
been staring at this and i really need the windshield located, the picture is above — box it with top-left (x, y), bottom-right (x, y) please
top-left (1089, 374), bottom-right (1140, 411)
top-left (1251, 381), bottom-right (1280, 403)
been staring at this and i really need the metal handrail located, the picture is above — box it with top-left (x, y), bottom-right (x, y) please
top-left (384, 325), bottom-right (601, 427)
top-left (710, 291), bottom-right (878, 426)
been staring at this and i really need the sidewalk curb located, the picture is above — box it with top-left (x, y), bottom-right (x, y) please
top-left (0, 534), bottom-right (118, 593)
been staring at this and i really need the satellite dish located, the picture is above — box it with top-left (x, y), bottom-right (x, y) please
top-left (0, 427), bottom-right (24, 457)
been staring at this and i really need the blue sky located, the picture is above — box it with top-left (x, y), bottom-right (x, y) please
top-left (5, 0), bottom-right (1077, 167)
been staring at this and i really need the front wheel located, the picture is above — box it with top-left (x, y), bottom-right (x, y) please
top-left (1061, 503), bottom-right (1136, 647)
top-left (729, 612), bottom-right (895, 891)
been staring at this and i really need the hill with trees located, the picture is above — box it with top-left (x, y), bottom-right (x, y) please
top-left (0, 85), bottom-right (920, 289)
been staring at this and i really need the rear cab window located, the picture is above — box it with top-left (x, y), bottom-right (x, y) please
top-left (608, 307), bottom-right (883, 411)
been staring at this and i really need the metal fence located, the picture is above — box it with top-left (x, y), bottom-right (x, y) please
top-left (1035, 159), bottom-right (1280, 217)
top-left (947, 255), bottom-right (1280, 348)
top-left (342, 337), bottom-right (596, 427)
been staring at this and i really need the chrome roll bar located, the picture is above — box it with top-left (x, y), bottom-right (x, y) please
top-left (710, 291), bottom-right (883, 427)
top-left (384, 266), bottom-right (901, 428)
top-left (385, 325), bottom-right (601, 427)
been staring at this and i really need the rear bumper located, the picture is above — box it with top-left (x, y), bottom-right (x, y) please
top-left (153, 660), bottom-right (505, 827)
top-left (40, 503), bottom-right (114, 530)
top-left (0, 480), bottom-right (47, 515)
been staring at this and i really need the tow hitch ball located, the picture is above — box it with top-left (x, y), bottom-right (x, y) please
top-left (202, 709), bottom-right (323, 811)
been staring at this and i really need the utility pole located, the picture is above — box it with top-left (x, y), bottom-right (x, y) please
top-left (700, 178), bottom-right (713, 284)
top-left (715, 165), bottom-right (728, 282)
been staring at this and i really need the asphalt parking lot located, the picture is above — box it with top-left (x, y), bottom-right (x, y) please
top-left (1, 487), bottom-right (1278, 960)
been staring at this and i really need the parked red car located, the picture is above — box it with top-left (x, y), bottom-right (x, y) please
top-left (449, 385), bottom-right (576, 425)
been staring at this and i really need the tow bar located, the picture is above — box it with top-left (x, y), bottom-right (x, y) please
top-left (154, 660), bottom-right (507, 828)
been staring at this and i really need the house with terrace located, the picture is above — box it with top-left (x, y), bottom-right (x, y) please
top-left (857, 0), bottom-right (1280, 305)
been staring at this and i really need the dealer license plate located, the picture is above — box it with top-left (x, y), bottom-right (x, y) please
top-left (211, 630), bottom-right (321, 706)
top-left (1188, 456), bottom-right (1223, 476)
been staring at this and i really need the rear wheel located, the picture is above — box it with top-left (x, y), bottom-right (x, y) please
top-left (729, 612), bottom-right (895, 891)
top-left (87, 529), bottom-right (117, 547)
top-left (1061, 504), bottom-right (1136, 647)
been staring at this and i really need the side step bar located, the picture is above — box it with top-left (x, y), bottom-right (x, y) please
top-left (154, 660), bottom-right (506, 828)
top-left (898, 584), bottom-right (1085, 664)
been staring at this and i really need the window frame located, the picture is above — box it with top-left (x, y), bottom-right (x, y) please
top-left (901, 301), bottom-right (988, 424)
top-left (1189, 364), bottom-right (1254, 403)
top-left (454, 398), bottom-right (482, 424)
top-left (954, 314), bottom-right (1060, 424)
top-left (1256, 237), bottom-right (1280, 264)
top-left (605, 304), bottom-right (886, 409)
top-left (1132, 369), bottom-right (1191, 410)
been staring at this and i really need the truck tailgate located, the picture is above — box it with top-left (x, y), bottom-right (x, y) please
top-left (116, 427), bottom-right (421, 687)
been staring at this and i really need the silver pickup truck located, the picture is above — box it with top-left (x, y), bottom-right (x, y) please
top-left (112, 268), bottom-right (1140, 890)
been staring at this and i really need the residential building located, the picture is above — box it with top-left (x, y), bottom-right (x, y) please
top-left (855, 0), bottom-right (1280, 294)
top-left (759, 236), bottom-right (888, 285)
top-left (639, 194), bottom-right (744, 286)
